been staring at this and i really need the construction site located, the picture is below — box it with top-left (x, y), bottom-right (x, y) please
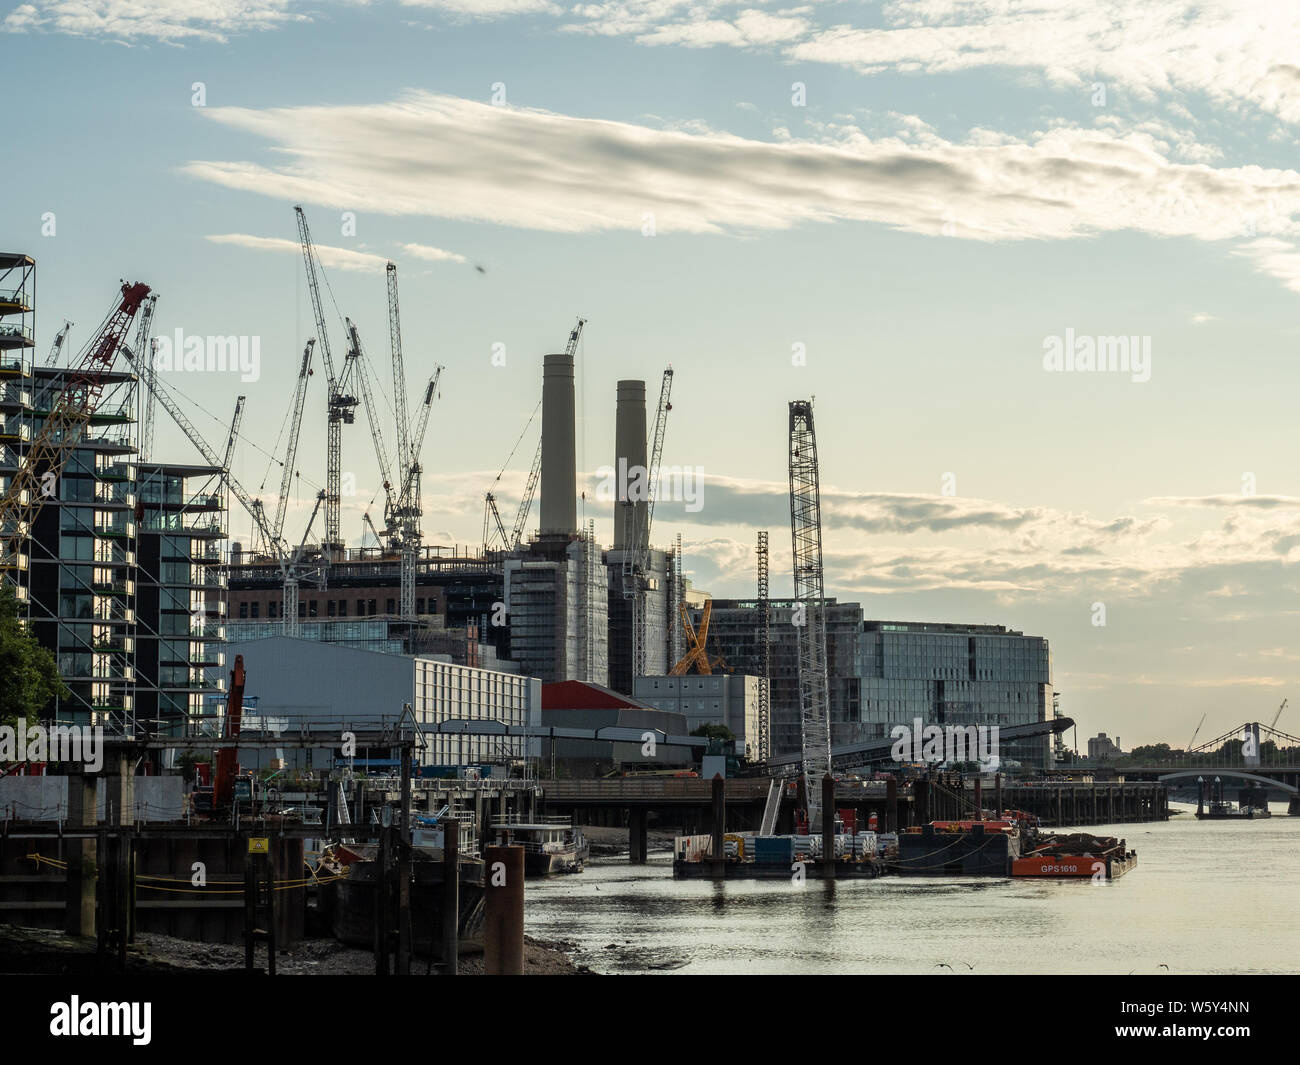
top-left (0, 211), bottom-right (1170, 976)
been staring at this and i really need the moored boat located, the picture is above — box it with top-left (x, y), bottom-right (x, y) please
top-left (492, 817), bottom-right (588, 876)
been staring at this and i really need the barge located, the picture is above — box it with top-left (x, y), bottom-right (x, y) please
top-left (672, 830), bottom-right (891, 879)
top-left (1011, 832), bottom-right (1137, 879)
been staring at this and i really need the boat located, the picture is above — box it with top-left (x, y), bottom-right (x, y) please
top-left (492, 817), bottom-right (588, 876)
top-left (1196, 781), bottom-right (1273, 819)
top-left (1011, 832), bottom-right (1137, 879)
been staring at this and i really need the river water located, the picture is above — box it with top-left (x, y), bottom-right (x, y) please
top-left (523, 803), bottom-right (1300, 974)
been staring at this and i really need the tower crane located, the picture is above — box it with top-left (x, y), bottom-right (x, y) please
top-left (346, 317), bottom-right (397, 537)
top-left (1, 281), bottom-right (151, 578)
top-left (270, 339), bottom-right (315, 548)
top-left (788, 399), bottom-right (831, 831)
top-left (621, 366), bottom-right (673, 678)
top-left (122, 344), bottom-right (325, 634)
top-left (134, 294), bottom-right (159, 462)
top-left (43, 319), bottom-right (72, 366)
top-left (483, 492), bottom-right (510, 553)
top-left (295, 205), bottom-right (358, 559)
top-left (1271, 698), bottom-right (1288, 729)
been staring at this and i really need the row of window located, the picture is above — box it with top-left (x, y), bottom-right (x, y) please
top-left (237, 596), bottom-right (439, 619)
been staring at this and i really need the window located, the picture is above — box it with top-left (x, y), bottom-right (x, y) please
top-left (386, 598), bottom-right (395, 615)
top-left (298, 602), bottom-right (306, 619)
top-left (238, 601), bottom-right (248, 619)
top-left (356, 599), bottom-right (366, 616)
top-left (250, 601), bottom-right (259, 619)
top-left (369, 599), bottom-right (377, 615)
top-left (328, 599), bottom-right (337, 618)
top-left (268, 601), bottom-right (277, 619)
top-left (338, 599), bottom-right (347, 617)
top-left (309, 600), bottom-right (319, 617)
top-left (417, 598), bottom-right (425, 614)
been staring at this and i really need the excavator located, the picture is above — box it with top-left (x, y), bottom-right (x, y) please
top-left (195, 655), bottom-right (247, 815)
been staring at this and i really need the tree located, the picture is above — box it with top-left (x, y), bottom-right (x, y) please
top-left (690, 723), bottom-right (734, 742)
top-left (0, 583), bottom-right (67, 729)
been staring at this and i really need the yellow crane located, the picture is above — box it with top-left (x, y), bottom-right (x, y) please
top-left (669, 601), bottom-right (730, 675)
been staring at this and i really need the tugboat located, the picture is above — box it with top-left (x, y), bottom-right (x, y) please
top-left (492, 817), bottom-right (589, 876)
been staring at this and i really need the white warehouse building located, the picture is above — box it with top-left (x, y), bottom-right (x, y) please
top-left (225, 636), bottom-right (542, 770)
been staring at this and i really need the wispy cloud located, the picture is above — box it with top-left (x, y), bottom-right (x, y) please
top-left (205, 232), bottom-right (390, 272)
top-left (182, 92), bottom-right (1300, 291)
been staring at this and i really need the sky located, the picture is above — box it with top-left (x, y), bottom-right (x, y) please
top-left (6, 0), bottom-right (1300, 749)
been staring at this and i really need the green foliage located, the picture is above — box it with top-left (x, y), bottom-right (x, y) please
top-left (689, 723), bottom-right (735, 741)
top-left (0, 583), bottom-right (67, 729)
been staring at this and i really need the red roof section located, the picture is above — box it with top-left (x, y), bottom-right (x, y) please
top-left (542, 681), bottom-right (653, 711)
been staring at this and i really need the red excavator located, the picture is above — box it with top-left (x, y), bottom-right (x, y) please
top-left (212, 654), bottom-right (246, 810)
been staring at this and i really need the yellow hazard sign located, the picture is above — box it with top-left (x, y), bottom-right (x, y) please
top-left (248, 838), bottom-right (269, 854)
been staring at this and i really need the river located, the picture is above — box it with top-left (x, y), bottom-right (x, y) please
top-left (523, 803), bottom-right (1300, 974)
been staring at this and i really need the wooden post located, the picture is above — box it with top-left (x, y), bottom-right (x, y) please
top-left (397, 742), bottom-right (412, 976)
top-left (483, 845), bottom-right (524, 975)
top-left (442, 819), bottom-right (459, 975)
top-left (821, 774), bottom-right (836, 879)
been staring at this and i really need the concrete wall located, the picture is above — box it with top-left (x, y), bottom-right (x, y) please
top-left (0, 775), bottom-right (184, 822)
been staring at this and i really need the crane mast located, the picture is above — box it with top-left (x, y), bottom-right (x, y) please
top-left (788, 399), bottom-right (831, 830)
top-left (622, 366), bottom-right (673, 678)
top-left (134, 294), bottom-right (159, 461)
top-left (295, 205), bottom-right (357, 559)
top-left (43, 319), bottom-right (72, 366)
top-left (346, 318), bottom-right (397, 538)
top-left (387, 263), bottom-right (411, 487)
top-left (272, 339), bottom-right (315, 545)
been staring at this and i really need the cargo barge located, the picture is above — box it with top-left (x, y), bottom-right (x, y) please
top-left (1011, 832), bottom-right (1137, 879)
top-left (672, 829), bottom-right (892, 879)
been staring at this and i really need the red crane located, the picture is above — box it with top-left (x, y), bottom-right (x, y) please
top-left (0, 281), bottom-right (152, 553)
top-left (213, 654), bottom-right (246, 809)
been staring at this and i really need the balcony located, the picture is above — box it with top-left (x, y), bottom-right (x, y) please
top-left (0, 287), bottom-right (32, 314)
top-left (93, 519), bottom-right (136, 539)
top-left (0, 383), bottom-right (30, 409)
top-left (94, 462), bottom-right (135, 482)
top-left (0, 419), bottom-right (30, 443)
top-left (0, 323), bottom-right (34, 350)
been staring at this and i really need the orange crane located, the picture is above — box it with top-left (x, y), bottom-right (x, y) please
top-left (213, 655), bottom-right (247, 809)
top-left (670, 601), bottom-right (730, 675)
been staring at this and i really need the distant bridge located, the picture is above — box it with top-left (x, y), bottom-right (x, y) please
top-left (1155, 769), bottom-right (1298, 796)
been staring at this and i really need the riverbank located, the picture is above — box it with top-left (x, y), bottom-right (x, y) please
top-left (0, 923), bottom-right (591, 975)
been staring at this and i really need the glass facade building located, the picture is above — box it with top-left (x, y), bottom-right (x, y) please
top-left (699, 603), bottom-right (1054, 768)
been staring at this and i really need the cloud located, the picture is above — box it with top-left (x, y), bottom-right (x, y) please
top-left (205, 232), bottom-right (390, 272)
top-left (3, 0), bottom-right (311, 42)
top-left (1190, 311), bottom-right (1218, 324)
top-left (1145, 494), bottom-right (1300, 509)
top-left (399, 241), bottom-right (467, 264)
top-left (181, 92), bottom-right (1300, 291)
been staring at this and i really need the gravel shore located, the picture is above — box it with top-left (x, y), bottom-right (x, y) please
top-left (0, 922), bottom-right (591, 975)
